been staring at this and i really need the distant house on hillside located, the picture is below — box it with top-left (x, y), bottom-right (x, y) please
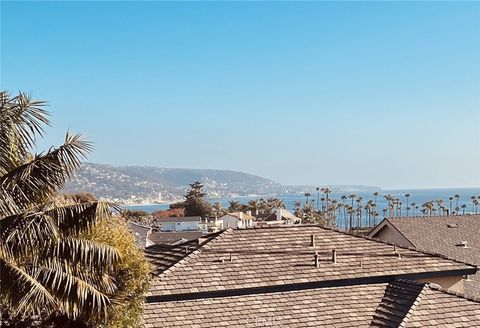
top-left (155, 216), bottom-right (202, 232)
top-left (368, 214), bottom-right (480, 299)
top-left (257, 208), bottom-right (302, 226)
top-left (218, 211), bottom-right (255, 229)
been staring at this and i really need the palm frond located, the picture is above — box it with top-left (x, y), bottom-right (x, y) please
top-left (0, 132), bottom-right (93, 216)
top-left (25, 263), bottom-right (113, 319)
top-left (44, 201), bottom-right (118, 236)
top-left (43, 238), bottom-right (121, 272)
top-left (0, 91), bottom-right (49, 175)
top-left (1, 212), bottom-right (59, 259)
top-left (0, 258), bottom-right (58, 317)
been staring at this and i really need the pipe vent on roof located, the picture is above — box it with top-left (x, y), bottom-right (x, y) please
top-left (446, 223), bottom-right (459, 228)
top-left (455, 241), bottom-right (469, 248)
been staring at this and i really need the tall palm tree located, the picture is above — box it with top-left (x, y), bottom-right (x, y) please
top-left (212, 202), bottom-right (226, 218)
top-left (454, 194), bottom-right (460, 214)
top-left (304, 192), bottom-right (311, 204)
top-left (0, 91), bottom-right (120, 321)
top-left (404, 193), bottom-right (410, 216)
top-left (247, 199), bottom-right (259, 216)
top-left (228, 200), bottom-right (241, 212)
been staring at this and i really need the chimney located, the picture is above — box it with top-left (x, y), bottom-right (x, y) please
top-left (332, 249), bottom-right (337, 263)
top-left (276, 208), bottom-right (283, 221)
top-left (310, 234), bottom-right (316, 247)
top-left (239, 212), bottom-right (243, 220)
top-left (246, 210), bottom-right (252, 216)
top-left (314, 251), bottom-right (320, 268)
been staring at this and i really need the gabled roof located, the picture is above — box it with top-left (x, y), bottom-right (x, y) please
top-left (369, 215), bottom-right (480, 298)
top-left (148, 225), bottom-right (476, 299)
top-left (219, 212), bottom-right (256, 221)
top-left (261, 208), bottom-right (301, 222)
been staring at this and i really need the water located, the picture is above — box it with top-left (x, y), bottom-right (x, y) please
top-left (124, 187), bottom-right (480, 229)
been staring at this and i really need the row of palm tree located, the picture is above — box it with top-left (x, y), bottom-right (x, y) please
top-left (301, 188), bottom-right (479, 230)
top-left (211, 197), bottom-right (286, 218)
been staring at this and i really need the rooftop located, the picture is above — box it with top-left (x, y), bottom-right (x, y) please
top-left (369, 214), bottom-right (480, 298)
top-left (147, 225), bottom-right (476, 298)
top-left (220, 212), bottom-right (256, 221)
top-left (144, 279), bottom-right (480, 327)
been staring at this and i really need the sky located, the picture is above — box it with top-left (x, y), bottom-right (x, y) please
top-left (1, 1), bottom-right (479, 189)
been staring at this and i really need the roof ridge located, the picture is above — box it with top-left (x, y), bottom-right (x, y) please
top-left (388, 214), bottom-right (480, 220)
top-left (336, 225), bottom-right (480, 269)
top-left (227, 224), bottom-right (478, 269)
top-left (154, 228), bottom-right (232, 280)
top-left (427, 282), bottom-right (480, 303)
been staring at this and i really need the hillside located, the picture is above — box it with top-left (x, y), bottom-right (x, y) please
top-left (63, 163), bottom-right (285, 203)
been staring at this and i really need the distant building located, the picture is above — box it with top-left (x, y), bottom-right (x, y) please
top-left (155, 216), bottom-right (202, 232)
top-left (218, 211), bottom-right (255, 229)
top-left (257, 208), bottom-right (302, 226)
top-left (368, 214), bottom-right (480, 298)
top-left (128, 222), bottom-right (154, 248)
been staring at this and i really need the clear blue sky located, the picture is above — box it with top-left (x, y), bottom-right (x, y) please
top-left (1, 1), bottom-right (479, 189)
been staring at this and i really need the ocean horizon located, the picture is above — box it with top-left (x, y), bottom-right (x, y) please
top-left (124, 187), bottom-right (480, 216)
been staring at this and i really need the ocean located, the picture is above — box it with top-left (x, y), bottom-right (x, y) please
top-left (125, 187), bottom-right (480, 220)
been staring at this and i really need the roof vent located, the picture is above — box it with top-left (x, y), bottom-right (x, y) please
top-left (455, 241), bottom-right (469, 248)
top-left (446, 223), bottom-right (459, 228)
top-left (314, 251), bottom-right (320, 268)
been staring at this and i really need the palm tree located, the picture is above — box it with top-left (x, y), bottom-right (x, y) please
top-left (212, 202), bottom-right (226, 218)
top-left (228, 200), bottom-right (241, 212)
top-left (471, 196), bottom-right (478, 214)
top-left (316, 187), bottom-right (320, 211)
top-left (304, 192), bottom-right (311, 204)
top-left (454, 194), bottom-right (460, 214)
top-left (448, 196), bottom-right (453, 215)
top-left (293, 201), bottom-right (303, 218)
top-left (404, 193), bottom-right (410, 216)
top-left (247, 199), bottom-right (259, 216)
top-left (461, 204), bottom-right (467, 215)
top-left (0, 91), bottom-right (120, 320)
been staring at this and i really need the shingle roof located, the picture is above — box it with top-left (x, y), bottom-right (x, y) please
top-left (143, 280), bottom-right (480, 327)
top-left (145, 232), bottom-right (221, 276)
top-left (404, 283), bottom-right (480, 327)
top-left (144, 282), bottom-right (389, 328)
top-left (148, 225), bottom-right (476, 298)
top-left (371, 215), bottom-right (480, 298)
top-left (148, 231), bottom-right (205, 245)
